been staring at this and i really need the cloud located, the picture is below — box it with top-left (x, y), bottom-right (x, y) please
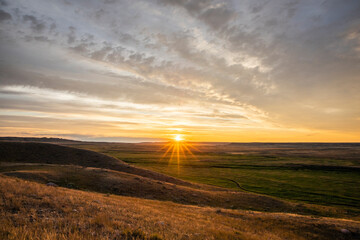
top-left (23, 15), bottom-right (45, 32)
top-left (0, 0), bottom-right (8, 6)
top-left (158, 0), bottom-right (212, 16)
top-left (0, 9), bottom-right (11, 21)
top-left (0, 0), bottom-right (359, 141)
top-left (199, 5), bottom-right (236, 30)
top-left (159, 0), bottom-right (236, 31)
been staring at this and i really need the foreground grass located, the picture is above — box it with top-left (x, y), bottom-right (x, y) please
top-left (1, 175), bottom-right (360, 240)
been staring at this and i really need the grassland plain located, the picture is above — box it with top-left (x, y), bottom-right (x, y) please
top-left (1, 139), bottom-right (360, 239)
top-left (67, 142), bottom-right (360, 216)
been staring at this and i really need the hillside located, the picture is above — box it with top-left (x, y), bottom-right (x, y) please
top-left (1, 175), bottom-right (360, 240)
top-left (2, 163), bottom-right (337, 216)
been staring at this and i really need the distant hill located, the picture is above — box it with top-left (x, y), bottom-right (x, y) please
top-left (228, 142), bottom-right (360, 147)
top-left (0, 137), bottom-right (80, 143)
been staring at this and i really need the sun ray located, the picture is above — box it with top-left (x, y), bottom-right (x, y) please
top-left (169, 143), bottom-right (177, 165)
top-left (157, 142), bottom-right (172, 152)
top-left (161, 143), bottom-right (174, 160)
top-left (176, 142), bottom-right (180, 174)
top-left (182, 142), bottom-right (198, 160)
top-left (179, 144), bottom-right (187, 161)
top-left (159, 134), bottom-right (199, 168)
top-left (186, 142), bottom-right (201, 152)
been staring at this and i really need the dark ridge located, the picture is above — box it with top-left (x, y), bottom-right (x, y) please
top-left (0, 137), bottom-right (80, 143)
top-left (0, 141), bottom-right (192, 187)
top-left (0, 141), bottom-right (125, 167)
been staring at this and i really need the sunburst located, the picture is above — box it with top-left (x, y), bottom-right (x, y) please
top-left (159, 135), bottom-right (199, 173)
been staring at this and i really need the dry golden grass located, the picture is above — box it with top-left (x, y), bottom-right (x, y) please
top-left (1, 175), bottom-right (360, 240)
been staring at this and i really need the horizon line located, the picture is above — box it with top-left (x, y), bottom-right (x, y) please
top-left (0, 136), bottom-right (359, 144)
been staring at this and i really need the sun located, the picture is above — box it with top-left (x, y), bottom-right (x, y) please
top-left (174, 134), bottom-right (183, 142)
top-left (159, 134), bottom-right (200, 173)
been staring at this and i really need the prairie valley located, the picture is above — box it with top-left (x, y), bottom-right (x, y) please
top-left (1, 138), bottom-right (360, 239)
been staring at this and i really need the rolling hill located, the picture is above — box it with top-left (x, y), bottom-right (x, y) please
top-left (1, 140), bottom-right (360, 239)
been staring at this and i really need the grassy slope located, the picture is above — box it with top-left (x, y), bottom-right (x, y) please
top-left (2, 163), bottom-right (347, 218)
top-left (1, 175), bottom-right (360, 240)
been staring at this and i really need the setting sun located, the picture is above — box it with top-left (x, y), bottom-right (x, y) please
top-left (174, 135), bottom-right (183, 142)
top-left (159, 134), bottom-right (200, 173)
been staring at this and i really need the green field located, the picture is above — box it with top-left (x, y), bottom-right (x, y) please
top-left (72, 143), bottom-right (360, 213)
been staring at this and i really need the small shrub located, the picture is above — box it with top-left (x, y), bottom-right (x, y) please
top-left (119, 229), bottom-right (163, 240)
top-left (149, 233), bottom-right (163, 240)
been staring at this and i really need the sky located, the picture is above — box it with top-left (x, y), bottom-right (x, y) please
top-left (0, 0), bottom-right (359, 142)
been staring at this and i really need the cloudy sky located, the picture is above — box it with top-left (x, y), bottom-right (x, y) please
top-left (0, 0), bottom-right (359, 142)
